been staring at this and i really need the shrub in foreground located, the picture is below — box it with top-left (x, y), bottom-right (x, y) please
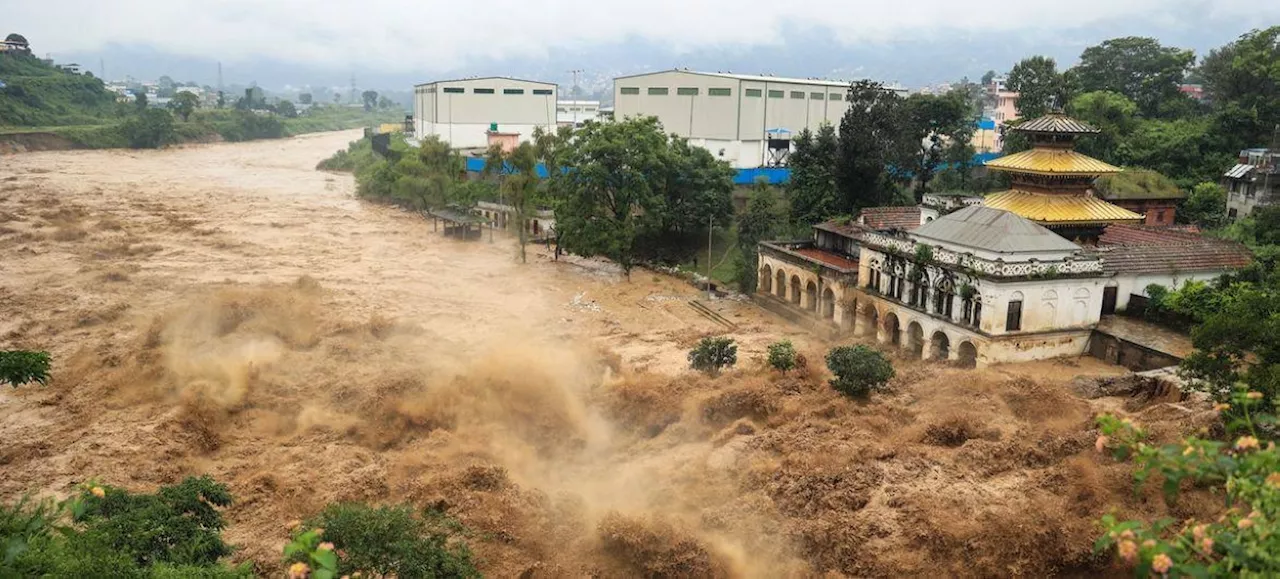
top-left (826, 345), bottom-right (894, 397)
top-left (0, 350), bottom-right (50, 387)
top-left (1095, 387), bottom-right (1280, 576)
top-left (287, 503), bottom-right (480, 579)
top-left (767, 339), bottom-right (797, 373)
top-left (688, 336), bottom-right (738, 376)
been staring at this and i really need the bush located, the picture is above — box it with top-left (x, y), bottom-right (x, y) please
top-left (290, 503), bottom-right (479, 579)
top-left (0, 350), bottom-right (50, 387)
top-left (120, 108), bottom-right (176, 149)
top-left (0, 477), bottom-right (249, 577)
top-left (825, 345), bottom-right (894, 397)
top-left (1095, 387), bottom-right (1280, 576)
top-left (766, 340), bottom-right (797, 373)
top-left (688, 336), bottom-right (737, 376)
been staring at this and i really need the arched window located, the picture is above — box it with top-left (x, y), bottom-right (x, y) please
top-left (1006, 291), bottom-right (1024, 332)
top-left (933, 274), bottom-right (955, 318)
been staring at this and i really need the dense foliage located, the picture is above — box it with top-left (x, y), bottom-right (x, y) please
top-left (825, 345), bottom-right (895, 398)
top-left (289, 503), bottom-right (480, 579)
top-left (688, 336), bottom-right (738, 376)
top-left (767, 339), bottom-right (798, 373)
top-left (735, 179), bottom-right (784, 292)
top-left (0, 350), bottom-right (51, 387)
top-left (0, 477), bottom-right (249, 577)
top-left (0, 52), bottom-right (120, 127)
top-left (1096, 388), bottom-right (1280, 576)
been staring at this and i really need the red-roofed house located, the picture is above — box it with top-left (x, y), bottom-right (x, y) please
top-left (1091, 223), bottom-right (1253, 314)
top-left (856, 206), bottom-right (939, 231)
top-left (756, 219), bottom-right (866, 330)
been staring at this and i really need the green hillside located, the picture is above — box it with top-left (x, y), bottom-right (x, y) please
top-left (0, 52), bottom-right (121, 127)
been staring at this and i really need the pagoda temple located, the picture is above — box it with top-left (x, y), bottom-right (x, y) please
top-left (984, 113), bottom-right (1142, 241)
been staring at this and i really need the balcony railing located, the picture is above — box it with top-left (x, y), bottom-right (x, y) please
top-left (862, 232), bottom-right (1103, 277)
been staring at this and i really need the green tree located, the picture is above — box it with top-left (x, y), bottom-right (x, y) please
top-left (332, 93), bottom-right (341, 105)
top-left (736, 178), bottom-right (783, 292)
top-left (826, 345), bottom-right (895, 398)
top-left (1200, 27), bottom-right (1280, 150)
top-left (134, 91), bottom-right (148, 109)
top-left (274, 99), bottom-right (297, 118)
top-left (767, 339), bottom-right (798, 373)
top-left (786, 124), bottom-right (839, 226)
top-left (361, 90), bottom-right (378, 112)
top-left (1116, 117), bottom-right (1218, 187)
top-left (167, 91), bottom-right (200, 122)
top-left (298, 92), bottom-right (312, 105)
top-left (216, 91), bottom-right (225, 108)
top-left (1180, 182), bottom-right (1227, 228)
top-left (1067, 90), bottom-right (1139, 164)
top-left (980, 70), bottom-right (996, 87)
top-left (482, 142), bottom-right (542, 263)
top-left (1006, 56), bottom-right (1068, 120)
top-left (836, 80), bottom-right (910, 214)
top-left (688, 336), bottom-right (738, 376)
top-left (1074, 37), bottom-right (1195, 118)
top-left (0, 350), bottom-right (50, 387)
top-left (156, 75), bottom-right (177, 98)
top-left (904, 90), bottom-right (974, 200)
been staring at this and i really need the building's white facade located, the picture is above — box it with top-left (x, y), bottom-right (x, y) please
top-left (613, 70), bottom-right (872, 168)
top-left (556, 100), bottom-right (601, 126)
top-left (413, 77), bottom-right (558, 149)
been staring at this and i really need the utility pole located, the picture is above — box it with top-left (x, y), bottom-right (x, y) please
top-left (707, 215), bottom-right (714, 300)
top-left (350, 73), bottom-right (357, 105)
top-left (568, 69), bottom-right (582, 126)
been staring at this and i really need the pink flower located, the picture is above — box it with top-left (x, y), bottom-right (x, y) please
top-left (1142, 539), bottom-right (1156, 548)
top-left (1095, 436), bottom-right (1110, 453)
top-left (318, 542), bottom-right (334, 551)
top-left (1238, 518), bottom-right (1254, 530)
top-left (1151, 553), bottom-right (1173, 574)
top-left (1192, 524), bottom-right (1206, 541)
top-left (1200, 537), bottom-right (1214, 552)
top-left (1118, 540), bottom-right (1138, 563)
top-left (1213, 403), bottom-right (1230, 412)
top-left (1246, 391), bottom-right (1264, 400)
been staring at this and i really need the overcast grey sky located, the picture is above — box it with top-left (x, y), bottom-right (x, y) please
top-left (7, 0), bottom-right (1277, 75)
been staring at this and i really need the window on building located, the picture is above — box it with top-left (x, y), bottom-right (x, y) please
top-left (811, 92), bottom-right (825, 99)
top-left (425, 87), bottom-right (436, 94)
top-left (708, 88), bottom-right (731, 97)
top-left (830, 93), bottom-right (843, 101)
top-left (790, 91), bottom-right (805, 99)
top-left (767, 90), bottom-right (784, 98)
top-left (745, 89), bottom-right (763, 97)
top-left (1156, 209), bottom-right (1166, 223)
top-left (503, 88), bottom-right (524, 95)
top-left (1006, 300), bottom-right (1023, 332)
top-left (473, 88), bottom-right (495, 94)
top-left (570, 107), bottom-right (581, 111)
top-left (586, 107), bottom-right (597, 111)
top-left (677, 87), bottom-right (699, 96)
top-left (442, 87), bottom-right (464, 94)
top-left (620, 87), bottom-right (640, 95)
top-left (556, 108), bottom-right (567, 113)
top-left (647, 87), bottom-right (669, 95)
top-left (1229, 208), bottom-right (1239, 220)
top-left (532, 89), bottom-right (553, 95)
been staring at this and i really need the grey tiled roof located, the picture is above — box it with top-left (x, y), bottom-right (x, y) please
top-left (911, 206), bottom-right (1081, 254)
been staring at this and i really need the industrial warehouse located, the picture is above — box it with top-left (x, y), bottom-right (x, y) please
top-left (412, 76), bottom-right (558, 149)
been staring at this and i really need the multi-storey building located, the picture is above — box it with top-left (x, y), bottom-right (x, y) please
top-left (1224, 148), bottom-right (1280, 220)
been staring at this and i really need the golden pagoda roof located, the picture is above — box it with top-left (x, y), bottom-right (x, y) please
top-left (984, 148), bottom-right (1122, 176)
top-left (984, 190), bottom-right (1143, 225)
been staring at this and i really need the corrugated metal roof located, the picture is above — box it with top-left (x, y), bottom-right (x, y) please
top-left (613, 69), bottom-right (863, 89)
top-left (1012, 113), bottom-right (1100, 134)
top-left (985, 148), bottom-right (1121, 175)
top-left (414, 76), bottom-right (557, 87)
top-left (984, 190), bottom-right (1144, 225)
top-left (1224, 164), bottom-right (1255, 179)
top-left (911, 206), bottom-right (1082, 254)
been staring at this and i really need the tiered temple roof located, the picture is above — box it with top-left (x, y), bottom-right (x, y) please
top-left (983, 113), bottom-right (1142, 231)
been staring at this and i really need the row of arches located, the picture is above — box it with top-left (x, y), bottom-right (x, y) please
top-left (759, 264), bottom-right (839, 321)
top-left (858, 307), bottom-right (979, 368)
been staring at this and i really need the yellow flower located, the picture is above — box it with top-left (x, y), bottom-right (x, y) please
top-left (1238, 518), bottom-right (1254, 530)
top-left (1142, 539), bottom-right (1156, 548)
top-left (1235, 436), bottom-right (1260, 451)
top-left (1182, 445), bottom-right (1195, 456)
top-left (90, 487), bottom-right (105, 498)
top-left (1120, 529), bottom-right (1136, 541)
top-left (1192, 524), bottom-right (1207, 541)
top-left (1246, 391), bottom-right (1264, 400)
top-left (1213, 403), bottom-right (1230, 412)
top-left (1266, 472), bottom-right (1280, 488)
top-left (1095, 436), bottom-right (1110, 454)
top-left (1151, 553), bottom-right (1173, 574)
top-left (287, 562), bottom-right (309, 579)
top-left (314, 528), bottom-right (324, 537)
top-left (1117, 540), bottom-right (1138, 563)
top-left (318, 542), bottom-right (334, 551)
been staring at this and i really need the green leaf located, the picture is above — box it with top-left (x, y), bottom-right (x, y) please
top-left (312, 548), bottom-right (338, 570)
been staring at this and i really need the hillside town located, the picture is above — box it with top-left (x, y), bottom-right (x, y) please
top-left (3, 14), bottom-right (1280, 579)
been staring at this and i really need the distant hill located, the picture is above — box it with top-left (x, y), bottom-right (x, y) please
top-left (0, 52), bottom-right (119, 127)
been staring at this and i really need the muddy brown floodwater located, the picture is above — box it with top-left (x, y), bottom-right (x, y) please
top-left (0, 131), bottom-right (1221, 577)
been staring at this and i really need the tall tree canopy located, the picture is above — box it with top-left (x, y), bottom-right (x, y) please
top-left (1067, 91), bottom-right (1139, 164)
top-left (835, 80), bottom-right (910, 214)
top-left (1073, 37), bottom-right (1195, 118)
top-left (736, 179), bottom-right (784, 292)
top-left (1006, 56), bottom-right (1068, 120)
top-left (787, 125), bottom-right (839, 226)
top-left (554, 116), bottom-right (734, 276)
top-left (903, 90), bottom-right (974, 200)
top-left (1200, 26), bottom-right (1280, 151)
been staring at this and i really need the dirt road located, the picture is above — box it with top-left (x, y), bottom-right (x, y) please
top-left (0, 132), bottom-right (1211, 577)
